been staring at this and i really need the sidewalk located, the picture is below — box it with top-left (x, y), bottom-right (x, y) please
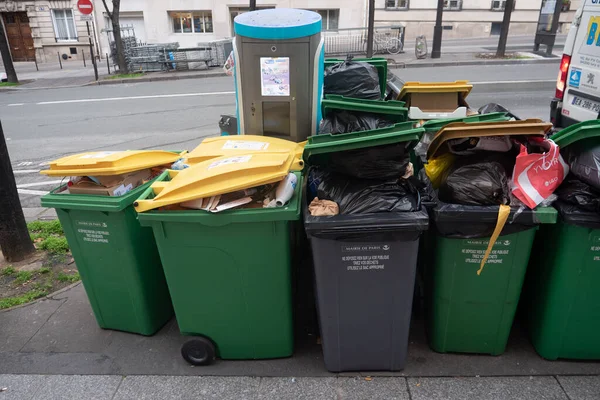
top-left (1, 374), bottom-right (596, 399)
top-left (2, 50), bottom-right (560, 90)
top-left (1, 281), bottom-right (599, 399)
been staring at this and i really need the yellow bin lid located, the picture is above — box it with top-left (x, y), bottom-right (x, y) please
top-left (134, 151), bottom-right (300, 213)
top-left (187, 135), bottom-right (306, 168)
top-left (427, 119), bottom-right (552, 159)
top-left (40, 150), bottom-right (184, 177)
top-left (398, 81), bottom-right (473, 100)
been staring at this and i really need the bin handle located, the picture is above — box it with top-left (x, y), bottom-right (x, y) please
top-left (477, 204), bottom-right (510, 276)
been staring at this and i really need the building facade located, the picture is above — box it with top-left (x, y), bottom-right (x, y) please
top-left (376, 0), bottom-right (581, 39)
top-left (96, 0), bottom-right (367, 56)
top-left (0, 0), bottom-right (581, 63)
top-left (0, 0), bottom-right (99, 62)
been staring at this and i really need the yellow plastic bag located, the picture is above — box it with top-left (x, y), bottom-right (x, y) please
top-left (477, 204), bottom-right (511, 276)
top-left (425, 153), bottom-right (455, 189)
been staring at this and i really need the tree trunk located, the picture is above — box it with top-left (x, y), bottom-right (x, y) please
top-left (112, 18), bottom-right (128, 73)
top-left (496, 0), bottom-right (515, 57)
top-left (0, 121), bottom-right (35, 262)
top-left (0, 17), bottom-right (18, 83)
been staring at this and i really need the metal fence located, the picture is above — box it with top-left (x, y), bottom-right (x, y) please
top-left (197, 39), bottom-right (234, 67)
top-left (106, 25), bottom-right (403, 73)
top-left (323, 26), bottom-right (405, 56)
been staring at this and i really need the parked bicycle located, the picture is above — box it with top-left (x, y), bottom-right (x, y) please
top-left (364, 33), bottom-right (404, 55)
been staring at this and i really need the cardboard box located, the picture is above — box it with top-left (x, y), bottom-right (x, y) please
top-left (68, 169), bottom-right (152, 196)
top-left (399, 81), bottom-right (474, 120)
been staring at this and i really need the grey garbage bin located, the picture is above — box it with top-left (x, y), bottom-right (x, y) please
top-left (303, 125), bottom-right (429, 372)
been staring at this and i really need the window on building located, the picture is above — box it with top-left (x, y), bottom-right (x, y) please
top-left (313, 9), bottom-right (339, 31)
top-left (491, 0), bottom-right (508, 11)
top-left (444, 0), bottom-right (463, 10)
top-left (170, 11), bottom-right (213, 33)
top-left (52, 9), bottom-right (77, 41)
top-left (385, 0), bottom-right (409, 10)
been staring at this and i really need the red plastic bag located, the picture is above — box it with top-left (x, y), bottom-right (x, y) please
top-left (512, 139), bottom-right (569, 209)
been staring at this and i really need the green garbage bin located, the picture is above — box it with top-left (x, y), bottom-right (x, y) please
top-left (425, 205), bottom-right (557, 355)
top-left (324, 57), bottom-right (388, 99)
top-left (134, 151), bottom-right (303, 365)
top-left (40, 150), bottom-right (181, 336)
top-left (424, 120), bottom-right (557, 355)
top-left (522, 120), bottom-right (600, 360)
top-left (41, 183), bottom-right (174, 336)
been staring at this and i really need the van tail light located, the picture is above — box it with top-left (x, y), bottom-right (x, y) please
top-left (555, 54), bottom-right (571, 100)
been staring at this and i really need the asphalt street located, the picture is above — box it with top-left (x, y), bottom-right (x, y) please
top-left (1, 63), bottom-right (558, 207)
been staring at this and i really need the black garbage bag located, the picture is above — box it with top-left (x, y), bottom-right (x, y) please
top-left (317, 171), bottom-right (419, 214)
top-left (554, 200), bottom-right (600, 229)
top-left (328, 142), bottom-right (410, 180)
top-left (324, 56), bottom-right (381, 100)
top-left (555, 177), bottom-right (600, 212)
top-left (319, 110), bottom-right (394, 135)
top-left (414, 169), bottom-right (438, 207)
top-left (563, 142), bottom-right (600, 191)
top-left (478, 103), bottom-right (521, 120)
top-left (433, 202), bottom-right (538, 238)
top-left (439, 159), bottom-right (510, 206)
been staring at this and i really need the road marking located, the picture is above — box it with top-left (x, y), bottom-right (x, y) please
top-left (13, 169), bottom-right (41, 174)
top-left (18, 161), bottom-right (33, 166)
top-left (17, 189), bottom-right (48, 196)
top-left (35, 91), bottom-right (236, 106)
top-left (17, 180), bottom-right (63, 188)
top-left (8, 103), bottom-right (24, 107)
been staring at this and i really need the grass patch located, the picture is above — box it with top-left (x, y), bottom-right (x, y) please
top-left (33, 281), bottom-right (54, 291)
top-left (37, 237), bottom-right (69, 254)
top-left (13, 271), bottom-right (33, 285)
top-left (28, 220), bottom-right (64, 237)
top-left (107, 72), bottom-right (144, 80)
top-left (28, 220), bottom-right (69, 254)
top-left (39, 267), bottom-right (51, 274)
top-left (0, 290), bottom-right (48, 309)
top-left (57, 271), bottom-right (80, 283)
top-left (0, 82), bottom-right (18, 87)
top-left (1, 266), bottom-right (15, 276)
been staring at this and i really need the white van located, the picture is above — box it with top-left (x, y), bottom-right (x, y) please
top-left (551, 0), bottom-right (600, 128)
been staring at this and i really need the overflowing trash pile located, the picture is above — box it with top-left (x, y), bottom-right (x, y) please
top-left (37, 49), bottom-right (600, 373)
top-left (132, 136), bottom-right (305, 214)
top-left (40, 151), bottom-right (183, 197)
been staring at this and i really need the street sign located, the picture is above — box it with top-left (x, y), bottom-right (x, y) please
top-left (77, 0), bottom-right (93, 15)
top-left (81, 14), bottom-right (94, 21)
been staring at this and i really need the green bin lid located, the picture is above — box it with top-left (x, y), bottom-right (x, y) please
top-left (304, 122), bottom-right (423, 164)
top-left (421, 112), bottom-right (511, 133)
top-left (324, 57), bottom-right (388, 99)
top-left (322, 95), bottom-right (408, 123)
top-left (552, 120), bottom-right (600, 149)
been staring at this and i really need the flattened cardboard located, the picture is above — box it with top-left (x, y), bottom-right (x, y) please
top-left (68, 168), bottom-right (152, 196)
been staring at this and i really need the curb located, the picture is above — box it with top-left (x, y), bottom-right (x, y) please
top-left (0, 281), bottom-right (81, 313)
top-left (0, 80), bottom-right (99, 91)
top-left (96, 70), bottom-right (226, 86)
top-left (2, 57), bottom-right (559, 90)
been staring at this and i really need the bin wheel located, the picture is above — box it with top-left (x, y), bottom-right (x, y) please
top-left (181, 337), bottom-right (216, 366)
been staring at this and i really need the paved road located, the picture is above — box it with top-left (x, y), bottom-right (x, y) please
top-left (0, 64), bottom-right (557, 207)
